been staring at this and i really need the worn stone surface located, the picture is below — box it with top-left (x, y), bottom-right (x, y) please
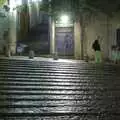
top-left (0, 58), bottom-right (120, 120)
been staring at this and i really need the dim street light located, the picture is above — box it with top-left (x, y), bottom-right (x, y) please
top-left (32, 0), bottom-right (42, 2)
top-left (60, 15), bottom-right (69, 24)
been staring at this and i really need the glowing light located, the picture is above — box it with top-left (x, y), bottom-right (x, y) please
top-left (60, 15), bottom-right (69, 24)
top-left (32, 0), bottom-right (38, 2)
top-left (32, 0), bottom-right (42, 2)
top-left (9, 0), bottom-right (22, 11)
top-left (28, 0), bottom-right (42, 3)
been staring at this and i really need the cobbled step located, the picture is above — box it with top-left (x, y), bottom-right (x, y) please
top-left (0, 58), bottom-right (119, 119)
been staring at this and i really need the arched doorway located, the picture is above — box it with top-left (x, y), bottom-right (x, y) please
top-left (55, 27), bottom-right (74, 56)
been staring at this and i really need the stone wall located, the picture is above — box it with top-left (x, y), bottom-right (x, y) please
top-left (82, 12), bottom-right (120, 61)
top-left (28, 2), bottom-right (43, 29)
top-left (0, 8), bottom-right (9, 54)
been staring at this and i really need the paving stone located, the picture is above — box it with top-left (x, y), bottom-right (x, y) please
top-left (0, 58), bottom-right (119, 120)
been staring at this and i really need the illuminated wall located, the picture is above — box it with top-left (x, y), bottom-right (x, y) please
top-left (0, 7), bottom-right (9, 53)
top-left (80, 12), bottom-right (120, 61)
top-left (28, 0), bottom-right (43, 28)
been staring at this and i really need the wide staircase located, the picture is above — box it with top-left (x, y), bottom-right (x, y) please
top-left (19, 23), bottom-right (50, 55)
top-left (0, 58), bottom-right (120, 120)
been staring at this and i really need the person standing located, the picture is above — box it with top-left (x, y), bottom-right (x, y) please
top-left (116, 46), bottom-right (120, 64)
top-left (111, 45), bottom-right (117, 64)
top-left (118, 46), bottom-right (120, 64)
top-left (92, 39), bottom-right (102, 63)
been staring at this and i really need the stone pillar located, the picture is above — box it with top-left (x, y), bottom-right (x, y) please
top-left (9, 12), bottom-right (17, 55)
top-left (74, 20), bottom-right (82, 59)
top-left (50, 17), bottom-right (55, 55)
top-left (36, 2), bottom-right (40, 24)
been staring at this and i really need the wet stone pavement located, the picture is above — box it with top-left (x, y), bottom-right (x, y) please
top-left (0, 58), bottom-right (120, 120)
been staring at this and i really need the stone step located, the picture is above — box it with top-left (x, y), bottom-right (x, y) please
top-left (0, 58), bottom-right (119, 119)
top-left (0, 86), bottom-right (119, 90)
top-left (0, 107), bottom-right (119, 114)
top-left (0, 79), bottom-right (105, 83)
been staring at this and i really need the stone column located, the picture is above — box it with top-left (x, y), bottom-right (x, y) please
top-left (74, 19), bottom-right (82, 59)
top-left (9, 11), bottom-right (17, 55)
top-left (50, 17), bottom-right (55, 55)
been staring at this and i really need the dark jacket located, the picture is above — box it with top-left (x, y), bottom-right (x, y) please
top-left (92, 40), bottom-right (101, 51)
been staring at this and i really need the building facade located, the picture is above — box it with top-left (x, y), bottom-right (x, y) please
top-left (81, 12), bottom-right (120, 61)
top-left (0, 0), bottom-right (120, 61)
top-left (50, 12), bottom-right (120, 61)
